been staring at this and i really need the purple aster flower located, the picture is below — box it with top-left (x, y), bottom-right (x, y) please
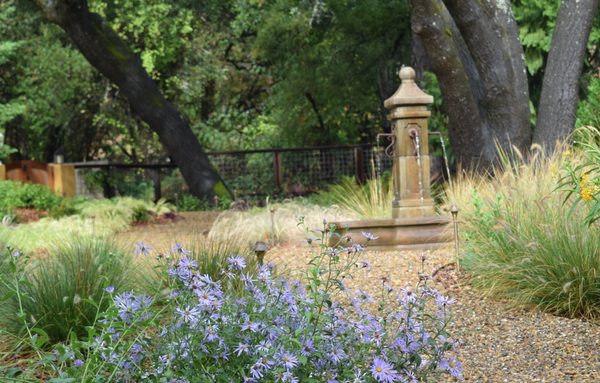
top-left (241, 317), bottom-right (261, 333)
top-left (176, 305), bottom-right (201, 325)
top-left (113, 292), bottom-right (152, 323)
top-left (178, 257), bottom-right (198, 269)
top-left (281, 371), bottom-right (299, 383)
top-left (134, 241), bottom-right (153, 256)
top-left (327, 348), bottom-right (346, 364)
top-left (104, 286), bottom-right (114, 294)
top-left (227, 255), bottom-right (247, 271)
top-left (255, 355), bottom-right (275, 370)
top-left (400, 287), bottom-right (416, 304)
top-left (170, 242), bottom-right (190, 255)
top-left (436, 293), bottom-right (456, 308)
top-left (439, 357), bottom-right (463, 379)
top-left (11, 250), bottom-right (20, 258)
top-left (301, 339), bottom-right (314, 356)
top-left (73, 359), bottom-right (84, 367)
top-left (204, 324), bottom-right (220, 342)
top-left (278, 351), bottom-right (299, 370)
top-left (371, 357), bottom-right (399, 383)
top-left (254, 340), bottom-right (271, 353)
top-left (234, 342), bottom-right (250, 356)
top-left (362, 231), bottom-right (379, 241)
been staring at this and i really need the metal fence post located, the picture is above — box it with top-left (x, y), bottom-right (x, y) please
top-left (354, 146), bottom-right (366, 184)
top-left (273, 150), bottom-right (282, 191)
top-left (153, 168), bottom-right (161, 202)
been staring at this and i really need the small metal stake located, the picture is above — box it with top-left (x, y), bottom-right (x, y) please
top-left (450, 205), bottom-right (460, 271)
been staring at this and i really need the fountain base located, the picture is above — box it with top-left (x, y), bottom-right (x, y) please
top-left (330, 216), bottom-right (451, 251)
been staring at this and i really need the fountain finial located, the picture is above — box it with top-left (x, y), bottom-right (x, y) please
top-left (399, 66), bottom-right (416, 82)
top-left (384, 66), bottom-right (433, 109)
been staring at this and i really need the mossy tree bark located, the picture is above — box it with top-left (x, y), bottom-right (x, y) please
top-left (410, 0), bottom-right (531, 169)
top-left (534, 0), bottom-right (599, 151)
top-left (34, 0), bottom-right (232, 201)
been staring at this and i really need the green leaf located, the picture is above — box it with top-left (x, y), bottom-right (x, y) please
top-left (525, 49), bottom-right (543, 75)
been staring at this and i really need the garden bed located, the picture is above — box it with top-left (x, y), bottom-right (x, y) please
top-left (114, 213), bottom-right (600, 382)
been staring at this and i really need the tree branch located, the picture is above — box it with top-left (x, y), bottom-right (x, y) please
top-left (535, 0), bottom-right (599, 150)
top-left (34, 0), bottom-right (232, 199)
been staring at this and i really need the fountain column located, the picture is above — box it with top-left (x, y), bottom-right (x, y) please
top-left (384, 67), bottom-right (435, 218)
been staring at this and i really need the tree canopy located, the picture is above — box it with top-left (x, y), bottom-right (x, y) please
top-left (0, 0), bottom-right (599, 193)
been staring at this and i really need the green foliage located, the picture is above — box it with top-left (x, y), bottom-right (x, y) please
top-left (175, 193), bottom-right (205, 211)
top-left (448, 146), bottom-right (600, 318)
top-left (48, 199), bottom-right (80, 220)
top-left (513, 0), bottom-right (558, 76)
top-left (0, 181), bottom-right (62, 214)
top-left (316, 175), bottom-right (392, 219)
top-left (90, 0), bottom-right (194, 76)
top-left (576, 76), bottom-right (600, 130)
top-left (255, 0), bottom-right (411, 146)
top-left (559, 126), bottom-right (600, 226)
top-left (0, 196), bottom-right (173, 254)
top-left (513, 1), bottom-right (600, 113)
top-left (0, 237), bottom-right (134, 343)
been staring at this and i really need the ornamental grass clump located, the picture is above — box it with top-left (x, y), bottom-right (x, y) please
top-left (0, 237), bottom-right (134, 344)
top-left (316, 174), bottom-right (393, 219)
top-left (41, 227), bottom-right (461, 382)
top-left (447, 143), bottom-right (600, 318)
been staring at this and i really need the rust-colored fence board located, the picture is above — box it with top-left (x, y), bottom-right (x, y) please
top-left (0, 161), bottom-right (75, 197)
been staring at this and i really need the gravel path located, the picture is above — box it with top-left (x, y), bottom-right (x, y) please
top-left (267, 243), bottom-right (600, 383)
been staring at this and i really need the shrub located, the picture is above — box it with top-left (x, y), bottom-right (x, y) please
top-left (0, 237), bottom-right (134, 344)
top-left (175, 193), bottom-right (207, 211)
top-left (0, 180), bottom-right (62, 214)
top-left (447, 145), bottom-right (600, 318)
top-left (47, 199), bottom-right (80, 219)
top-left (38, 231), bottom-right (461, 382)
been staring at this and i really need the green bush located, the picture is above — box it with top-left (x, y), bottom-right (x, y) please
top-left (0, 237), bottom-right (134, 344)
top-left (448, 145), bottom-right (600, 318)
top-left (48, 199), bottom-right (80, 219)
top-left (0, 181), bottom-right (62, 214)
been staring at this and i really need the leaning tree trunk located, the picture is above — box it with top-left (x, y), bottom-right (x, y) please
top-left (534, 0), bottom-right (599, 151)
top-left (34, 0), bottom-right (232, 201)
top-left (410, 0), bottom-right (531, 169)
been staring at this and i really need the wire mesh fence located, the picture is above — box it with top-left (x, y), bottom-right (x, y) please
top-left (73, 145), bottom-right (393, 201)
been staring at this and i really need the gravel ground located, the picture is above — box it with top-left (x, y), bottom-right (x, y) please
top-left (267, 242), bottom-right (600, 383)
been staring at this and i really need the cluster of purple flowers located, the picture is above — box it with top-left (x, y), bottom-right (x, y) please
top-left (57, 240), bottom-right (462, 382)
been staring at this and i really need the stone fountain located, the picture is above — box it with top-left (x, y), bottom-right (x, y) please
top-left (331, 67), bottom-right (451, 250)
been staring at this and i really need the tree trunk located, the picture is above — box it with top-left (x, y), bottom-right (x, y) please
top-left (34, 0), bottom-right (232, 200)
top-left (410, 0), bottom-right (531, 169)
top-left (534, 0), bottom-right (599, 151)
